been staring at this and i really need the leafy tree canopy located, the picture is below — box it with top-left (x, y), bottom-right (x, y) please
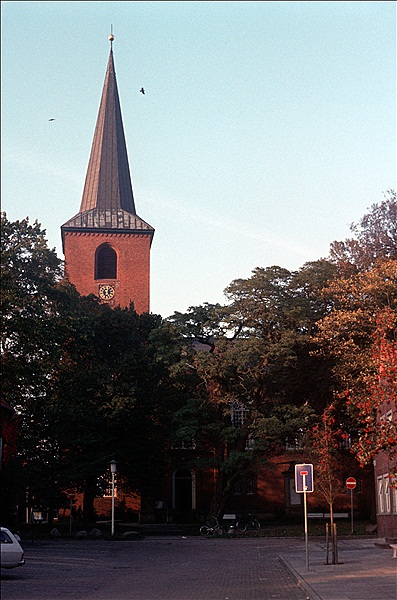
top-left (329, 190), bottom-right (397, 273)
top-left (1, 214), bottom-right (184, 521)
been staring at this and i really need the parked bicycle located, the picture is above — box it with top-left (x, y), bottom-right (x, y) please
top-left (236, 513), bottom-right (261, 532)
top-left (200, 516), bottom-right (225, 537)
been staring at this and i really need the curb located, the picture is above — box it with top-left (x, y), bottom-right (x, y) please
top-left (279, 554), bottom-right (321, 600)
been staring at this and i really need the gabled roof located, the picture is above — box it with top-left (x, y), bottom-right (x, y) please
top-left (62, 42), bottom-right (154, 240)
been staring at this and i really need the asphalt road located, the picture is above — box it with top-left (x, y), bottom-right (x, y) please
top-left (1, 536), bottom-right (309, 600)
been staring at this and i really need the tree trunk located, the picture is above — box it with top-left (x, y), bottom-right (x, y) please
top-left (47, 496), bottom-right (55, 528)
top-left (82, 475), bottom-right (97, 527)
top-left (208, 449), bottom-right (227, 519)
top-left (328, 501), bottom-right (338, 565)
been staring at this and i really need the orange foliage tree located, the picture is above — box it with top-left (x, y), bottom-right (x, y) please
top-left (350, 309), bottom-right (397, 480)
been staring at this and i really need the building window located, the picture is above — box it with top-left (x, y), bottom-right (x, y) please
top-left (96, 244), bottom-right (117, 280)
top-left (289, 478), bottom-right (301, 506)
top-left (286, 432), bottom-right (304, 450)
top-left (385, 477), bottom-right (391, 513)
top-left (171, 439), bottom-right (196, 450)
top-left (339, 434), bottom-right (352, 450)
top-left (231, 402), bottom-right (250, 428)
top-left (377, 474), bottom-right (391, 514)
top-left (377, 476), bottom-right (384, 513)
top-left (234, 479), bottom-right (242, 495)
top-left (173, 468), bottom-right (196, 511)
top-left (379, 410), bottom-right (393, 425)
top-left (233, 474), bottom-right (256, 496)
top-left (245, 433), bottom-right (255, 451)
top-left (246, 473), bottom-right (256, 495)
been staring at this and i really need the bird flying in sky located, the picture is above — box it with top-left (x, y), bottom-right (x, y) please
top-left (48, 118), bottom-right (55, 121)
top-left (140, 87), bottom-right (145, 95)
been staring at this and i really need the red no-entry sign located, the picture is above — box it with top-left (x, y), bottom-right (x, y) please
top-left (295, 463), bottom-right (314, 493)
top-left (346, 477), bottom-right (356, 490)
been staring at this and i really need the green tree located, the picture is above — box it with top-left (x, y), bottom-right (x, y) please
top-left (1, 213), bottom-right (63, 401)
top-left (1, 213), bottom-right (66, 520)
top-left (169, 261), bottom-right (335, 517)
top-left (1, 214), bottom-right (183, 524)
top-left (329, 190), bottom-right (397, 273)
top-left (42, 296), bottom-right (181, 523)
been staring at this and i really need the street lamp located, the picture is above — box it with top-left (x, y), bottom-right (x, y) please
top-left (110, 460), bottom-right (117, 536)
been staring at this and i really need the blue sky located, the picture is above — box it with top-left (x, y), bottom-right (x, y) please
top-left (2, 1), bottom-right (396, 318)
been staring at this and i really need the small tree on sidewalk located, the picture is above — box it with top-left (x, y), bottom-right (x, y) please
top-left (306, 403), bottom-right (345, 564)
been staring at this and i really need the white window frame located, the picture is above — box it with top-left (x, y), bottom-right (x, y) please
top-left (384, 476), bottom-right (391, 513)
top-left (231, 402), bottom-right (250, 428)
top-left (377, 476), bottom-right (384, 514)
top-left (245, 433), bottom-right (255, 451)
top-left (377, 474), bottom-right (392, 515)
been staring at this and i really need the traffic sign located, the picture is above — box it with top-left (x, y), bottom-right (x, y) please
top-left (346, 477), bottom-right (356, 490)
top-left (295, 463), bottom-right (314, 493)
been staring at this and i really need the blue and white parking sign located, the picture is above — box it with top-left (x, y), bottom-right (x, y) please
top-left (295, 463), bottom-right (314, 493)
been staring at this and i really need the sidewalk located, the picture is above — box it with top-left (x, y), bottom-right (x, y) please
top-left (280, 538), bottom-right (397, 600)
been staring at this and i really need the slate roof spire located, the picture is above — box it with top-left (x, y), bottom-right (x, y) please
top-left (80, 36), bottom-right (136, 214)
top-left (62, 35), bottom-right (154, 239)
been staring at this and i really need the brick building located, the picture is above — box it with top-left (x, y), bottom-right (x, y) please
top-left (60, 37), bottom-right (375, 527)
top-left (61, 35), bottom-right (154, 313)
top-left (374, 400), bottom-right (397, 539)
top-left (60, 36), bottom-right (154, 520)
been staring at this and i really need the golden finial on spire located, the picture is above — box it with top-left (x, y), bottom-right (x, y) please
top-left (108, 25), bottom-right (114, 45)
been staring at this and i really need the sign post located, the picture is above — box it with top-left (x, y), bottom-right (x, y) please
top-left (295, 464), bottom-right (314, 571)
top-left (346, 477), bottom-right (356, 534)
top-left (110, 460), bottom-right (117, 536)
top-left (68, 493), bottom-right (76, 537)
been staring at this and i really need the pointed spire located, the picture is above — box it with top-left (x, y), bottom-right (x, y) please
top-left (61, 35), bottom-right (154, 240)
top-left (79, 35), bottom-right (136, 215)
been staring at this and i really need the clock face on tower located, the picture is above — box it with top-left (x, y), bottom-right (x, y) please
top-left (99, 285), bottom-right (115, 300)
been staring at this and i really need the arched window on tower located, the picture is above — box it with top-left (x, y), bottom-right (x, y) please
top-left (95, 244), bottom-right (117, 280)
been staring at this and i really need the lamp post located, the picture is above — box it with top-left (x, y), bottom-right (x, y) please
top-left (110, 460), bottom-right (117, 536)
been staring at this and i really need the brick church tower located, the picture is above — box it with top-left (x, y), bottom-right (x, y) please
top-left (61, 36), bottom-right (154, 314)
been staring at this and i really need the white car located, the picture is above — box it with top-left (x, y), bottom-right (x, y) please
top-left (1, 527), bottom-right (25, 569)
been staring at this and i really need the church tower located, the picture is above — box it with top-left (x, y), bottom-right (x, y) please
top-left (61, 35), bottom-right (154, 314)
